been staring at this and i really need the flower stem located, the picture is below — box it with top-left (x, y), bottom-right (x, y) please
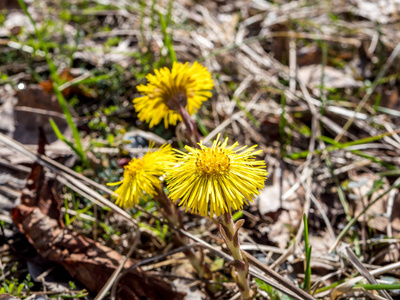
top-left (218, 213), bottom-right (254, 300)
top-left (178, 105), bottom-right (201, 146)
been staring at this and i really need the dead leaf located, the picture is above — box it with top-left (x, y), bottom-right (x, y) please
top-left (39, 69), bottom-right (74, 94)
top-left (18, 127), bottom-right (63, 223)
top-left (297, 45), bottom-right (322, 66)
top-left (39, 68), bottom-right (94, 98)
top-left (259, 166), bottom-right (304, 248)
top-left (0, 85), bottom-right (71, 147)
top-left (381, 87), bottom-right (399, 110)
top-left (271, 24), bottom-right (289, 63)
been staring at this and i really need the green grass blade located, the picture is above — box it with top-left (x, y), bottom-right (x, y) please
top-left (159, 12), bottom-right (177, 63)
top-left (49, 118), bottom-right (85, 162)
top-left (302, 214), bottom-right (312, 291)
top-left (355, 283), bottom-right (400, 290)
top-left (289, 130), bottom-right (400, 161)
top-left (195, 114), bottom-right (209, 136)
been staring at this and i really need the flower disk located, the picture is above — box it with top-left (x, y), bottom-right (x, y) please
top-left (108, 144), bottom-right (176, 208)
top-left (167, 136), bottom-right (268, 217)
top-left (133, 61), bottom-right (214, 128)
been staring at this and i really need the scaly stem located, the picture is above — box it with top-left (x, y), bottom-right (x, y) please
top-left (218, 213), bottom-right (254, 300)
top-left (178, 105), bottom-right (201, 146)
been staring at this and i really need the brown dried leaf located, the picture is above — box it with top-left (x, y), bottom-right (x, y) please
top-left (259, 168), bottom-right (304, 248)
top-left (11, 85), bottom-right (71, 146)
top-left (11, 148), bottom-right (184, 299)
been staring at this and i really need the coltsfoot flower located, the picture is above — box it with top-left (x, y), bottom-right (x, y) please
top-left (133, 62), bottom-right (214, 128)
top-left (166, 135), bottom-right (268, 216)
top-left (108, 144), bottom-right (176, 208)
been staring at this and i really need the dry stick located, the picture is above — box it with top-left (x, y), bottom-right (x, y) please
top-left (334, 42), bottom-right (400, 143)
top-left (386, 189), bottom-right (396, 238)
top-left (202, 31), bottom-right (361, 63)
top-left (296, 66), bottom-right (339, 240)
top-left (0, 133), bottom-right (315, 300)
top-left (293, 78), bottom-right (338, 241)
top-left (333, 260), bottom-right (400, 294)
top-left (202, 112), bottom-right (244, 144)
top-left (345, 247), bottom-right (393, 300)
top-left (94, 230), bottom-right (140, 300)
top-left (311, 269), bottom-right (343, 296)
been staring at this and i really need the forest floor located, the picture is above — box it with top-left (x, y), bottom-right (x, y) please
top-left (1, 0), bottom-right (400, 299)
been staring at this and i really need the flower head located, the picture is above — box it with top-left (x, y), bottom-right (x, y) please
top-left (166, 135), bottom-right (268, 217)
top-left (133, 61), bottom-right (214, 128)
top-left (108, 143), bottom-right (175, 208)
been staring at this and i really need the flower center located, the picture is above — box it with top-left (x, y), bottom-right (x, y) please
top-left (195, 148), bottom-right (230, 175)
top-left (124, 158), bottom-right (144, 178)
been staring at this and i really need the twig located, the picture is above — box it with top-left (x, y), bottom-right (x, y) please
top-left (95, 228), bottom-right (141, 300)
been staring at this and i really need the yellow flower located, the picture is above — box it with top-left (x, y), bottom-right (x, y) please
top-left (133, 61), bottom-right (214, 128)
top-left (108, 144), bottom-right (175, 208)
top-left (166, 136), bottom-right (268, 217)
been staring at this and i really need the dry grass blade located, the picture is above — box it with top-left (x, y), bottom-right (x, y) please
top-left (345, 247), bottom-right (393, 300)
top-left (331, 261), bottom-right (400, 299)
top-left (245, 252), bottom-right (316, 300)
top-left (94, 231), bottom-right (140, 300)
